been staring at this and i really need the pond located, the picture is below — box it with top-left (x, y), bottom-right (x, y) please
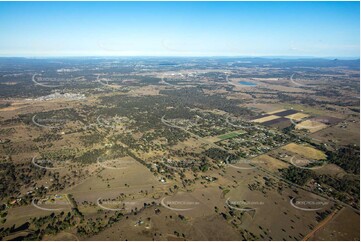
top-left (238, 81), bottom-right (257, 86)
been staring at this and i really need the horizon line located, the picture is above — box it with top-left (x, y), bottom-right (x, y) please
top-left (0, 55), bottom-right (359, 60)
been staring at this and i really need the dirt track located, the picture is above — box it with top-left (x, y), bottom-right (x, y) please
top-left (302, 208), bottom-right (340, 241)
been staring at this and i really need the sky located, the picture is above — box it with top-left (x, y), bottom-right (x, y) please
top-left (0, 1), bottom-right (359, 58)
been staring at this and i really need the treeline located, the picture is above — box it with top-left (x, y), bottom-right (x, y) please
top-left (203, 148), bottom-right (236, 161)
top-left (326, 145), bottom-right (360, 174)
top-left (0, 162), bottom-right (46, 199)
top-left (279, 166), bottom-right (313, 186)
top-left (280, 165), bottom-right (360, 209)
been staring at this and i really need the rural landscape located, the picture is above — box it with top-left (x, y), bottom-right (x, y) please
top-left (0, 0), bottom-right (360, 241)
top-left (0, 57), bottom-right (359, 240)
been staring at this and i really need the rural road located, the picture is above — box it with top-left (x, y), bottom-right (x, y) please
top-left (302, 208), bottom-right (340, 241)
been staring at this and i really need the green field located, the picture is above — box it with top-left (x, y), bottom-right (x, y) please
top-left (217, 130), bottom-right (246, 140)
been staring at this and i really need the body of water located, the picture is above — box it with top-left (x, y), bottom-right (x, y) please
top-left (238, 81), bottom-right (257, 86)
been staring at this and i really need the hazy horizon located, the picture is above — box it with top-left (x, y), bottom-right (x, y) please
top-left (0, 1), bottom-right (359, 57)
top-left (0, 55), bottom-right (360, 59)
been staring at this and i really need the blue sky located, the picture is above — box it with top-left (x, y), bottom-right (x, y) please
top-left (0, 1), bottom-right (359, 57)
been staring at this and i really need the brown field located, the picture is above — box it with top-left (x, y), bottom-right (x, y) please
top-left (282, 103), bottom-right (346, 118)
top-left (281, 143), bottom-right (326, 160)
top-left (309, 207), bottom-right (360, 241)
top-left (67, 158), bottom-right (164, 204)
top-left (86, 164), bottom-right (335, 241)
top-left (252, 115), bottom-right (280, 123)
top-left (311, 119), bottom-right (360, 146)
top-left (87, 205), bottom-right (242, 241)
top-left (285, 112), bottom-right (310, 121)
top-left (313, 164), bottom-right (347, 178)
top-left (225, 171), bottom-right (334, 241)
top-left (253, 154), bottom-right (289, 172)
top-left (4, 204), bottom-right (71, 228)
top-left (267, 109), bottom-right (287, 114)
top-left (262, 83), bottom-right (314, 94)
top-left (295, 120), bottom-right (328, 133)
top-left (43, 232), bottom-right (80, 241)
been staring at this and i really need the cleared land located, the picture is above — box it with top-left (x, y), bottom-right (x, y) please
top-left (281, 143), bottom-right (327, 160)
top-left (0, 58), bottom-right (359, 241)
top-left (295, 119), bottom-right (328, 133)
top-left (253, 154), bottom-right (289, 172)
top-left (252, 115), bottom-right (280, 123)
top-left (285, 112), bottom-right (310, 121)
top-left (309, 207), bottom-right (360, 241)
top-left (217, 130), bottom-right (246, 141)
